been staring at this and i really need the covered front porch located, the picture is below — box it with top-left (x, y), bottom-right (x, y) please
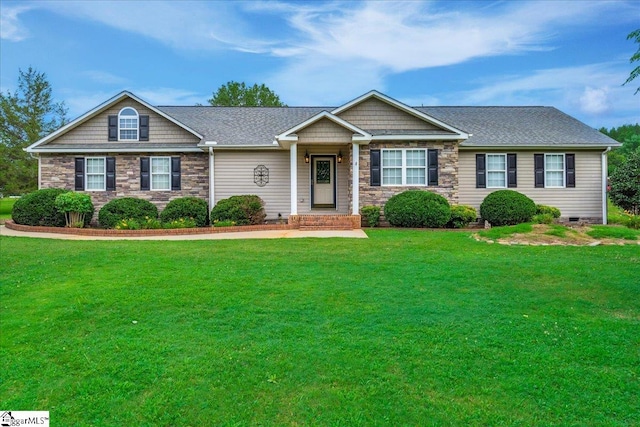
top-left (276, 110), bottom-right (372, 229)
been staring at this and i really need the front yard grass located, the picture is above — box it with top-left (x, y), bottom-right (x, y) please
top-left (1, 230), bottom-right (638, 425)
top-left (0, 197), bottom-right (17, 220)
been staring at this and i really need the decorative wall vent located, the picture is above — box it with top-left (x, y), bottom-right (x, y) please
top-left (254, 165), bottom-right (269, 187)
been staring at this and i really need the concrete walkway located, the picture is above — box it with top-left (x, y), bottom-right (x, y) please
top-left (0, 225), bottom-right (368, 240)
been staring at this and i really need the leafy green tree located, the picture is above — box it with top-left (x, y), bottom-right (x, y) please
top-left (609, 150), bottom-right (640, 215)
top-left (0, 67), bottom-right (67, 194)
top-left (208, 81), bottom-right (285, 107)
top-left (624, 28), bottom-right (640, 94)
top-left (600, 124), bottom-right (640, 174)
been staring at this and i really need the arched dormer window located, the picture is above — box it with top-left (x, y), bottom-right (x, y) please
top-left (119, 107), bottom-right (139, 140)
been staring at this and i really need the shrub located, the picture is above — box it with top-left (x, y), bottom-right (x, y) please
top-left (12, 188), bottom-right (69, 227)
top-left (609, 150), bottom-right (640, 215)
top-left (54, 192), bottom-right (94, 227)
top-left (213, 219), bottom-right (237, 227)
top-left (447, 205), bottom-right (477, 228)
top-left (361, 205), bottom-right (381, 227)
top-left (160, 197), bottom-right (208, 227)
top-left (384, 190), bottom-right (451, 228)
top-left (536, 204), bottom-right (561, 218)
top-left (210, 195), bottom-right (266, 226)
top-left (98, 197), bottom-right (158, 229)
top-left (621, 213), bottom-right (640, 229)
top-left (480, 190), bottom-right (536, 226)
top-left (532, 213), bottom-right (556, 224)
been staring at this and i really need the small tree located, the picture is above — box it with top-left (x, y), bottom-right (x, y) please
top-left (208, 82), bottom-right (285, 106)
top-left (54, 192), bottom-right (94, 227)
top-left (609, 150), bottom-right (640, 214)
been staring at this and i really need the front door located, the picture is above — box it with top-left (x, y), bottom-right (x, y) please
top-left (312, 156), bottom-right (336, 208)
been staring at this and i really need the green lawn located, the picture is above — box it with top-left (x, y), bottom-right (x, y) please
top-left (0, 197), bottom-right (17, 220)
top-left (1, 230), bottom-right (638, 425)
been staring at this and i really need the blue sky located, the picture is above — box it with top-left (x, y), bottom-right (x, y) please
top-left (1, 0), bottom-right (638, 129)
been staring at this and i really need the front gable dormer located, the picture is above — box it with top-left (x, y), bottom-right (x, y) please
top-left (26, 91), bottom-right (202, 153)
top-left (332, 90), bottom-right (468, 141)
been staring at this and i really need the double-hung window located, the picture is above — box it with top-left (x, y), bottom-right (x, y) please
top-left (119, 107), bottom-right (139, 140)
top-left (85, 157), bottom-right (106, 191)
top-left (545, 154), bottom-right (565, 187)
top-left (486, 154), bottom-right (506, 188)
top-left (150, 157), bottom-right (171, 190)
top-left (382, 149), bottom-right (427, 186)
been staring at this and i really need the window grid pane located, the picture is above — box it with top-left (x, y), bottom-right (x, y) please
top-left (382, 168), bottom-right (402, 185)
top-left (545, 154), bottom-right (565, 187)
top-left (487, 171), bottom-right (506, 188)
top-left (406, 150), bottom-right (425, 167)
top-left (406, 168), bottom-right (425, 185)
top-left (382, 150), bottom-right (402, 166)
top-left (151, 158), bottom-right (171, 190)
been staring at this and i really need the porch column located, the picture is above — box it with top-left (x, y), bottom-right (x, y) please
top-left (352, 143), bottom-right (359, 215)
top-left (209, 147), bottom-right (215, 210)
top-left (290, 143), bottom-right (298, 215)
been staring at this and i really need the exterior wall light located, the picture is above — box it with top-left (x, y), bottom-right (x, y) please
top-left (304, 150), bottom-right (310, 163)
top-left (337, 151), bottom-right (343, 163)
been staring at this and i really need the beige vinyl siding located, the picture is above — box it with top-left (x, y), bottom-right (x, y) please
top-left (296, 118), bottom-right (354, 144)
top-left (459, 150), bottom-right (604, 219)
top-left (213, 150), bottom-right (291, 220)
top-left (49, 99), bottom-right (200, 146)
top-left (337, 98), bottom-right (439, 130)
top-left (296, 145), bottom-right (350, 215)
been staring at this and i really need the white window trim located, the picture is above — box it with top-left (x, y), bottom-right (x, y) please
top-left (85, 157), bottom-right (106, 191)
top-left (486, 153), bottom-right (507, 189)
top-left (118, 107), bottom-right (139, 142)
top-left (150, 156), bottom-right (171, 191)
top-left (544, 153), bottom-right (565, 188)
top-left (381, 148), bottom-right (427, 186)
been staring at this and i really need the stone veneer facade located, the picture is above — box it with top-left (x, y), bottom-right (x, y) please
top-left (356, 141), bottom-right (459, 219)
top-left (39, 153), bottom-right (209, 222)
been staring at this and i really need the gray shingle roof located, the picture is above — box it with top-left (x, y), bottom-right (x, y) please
top-left (157, 105), bottom-right (618, 148)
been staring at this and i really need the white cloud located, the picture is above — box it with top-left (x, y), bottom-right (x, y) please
top-left (579, 87), bottom-right (611, 115)
top-left (83, 71), bottom-right (130, 86)
top-left (0, 4), bottom-right (32, 41)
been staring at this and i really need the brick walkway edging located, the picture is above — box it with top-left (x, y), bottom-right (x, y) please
top-left (4, 220), bottom-right (295, 237)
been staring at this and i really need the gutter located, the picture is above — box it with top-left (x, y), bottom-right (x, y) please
top-left (602, 147), bottom-right (611, 225)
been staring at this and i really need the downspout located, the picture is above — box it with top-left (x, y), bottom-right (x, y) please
top-left (209, 147), bottom-right (215, 211)
top-left (602, 147), bottom-right (611, 225)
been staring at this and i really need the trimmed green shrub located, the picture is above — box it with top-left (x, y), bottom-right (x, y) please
top-left (447, 205), bottom-right (477, 228)
top-left (160, 197), bottom-right (209, 227)
top-left (532, 213), bottom-right (556, 224)
top-left (54, 192), bottom-right (94, 227)
top-left (12, 188), bottom-right (68, 227)
top-left (98, 197), bottom-right (158, 229)
top-left (480, 190), bottom-right (536, 226)
top-left (384, 190), bottom-right (451, 228)
top-left (361, 205), bottom-right (381, 227)
top-left (536, 204), bottom-right (561, 218)
top-left (210, 195), bottom-right (266, 226)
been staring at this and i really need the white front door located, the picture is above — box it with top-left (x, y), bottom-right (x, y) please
top-left (312, 156), bottom-right (335, 208)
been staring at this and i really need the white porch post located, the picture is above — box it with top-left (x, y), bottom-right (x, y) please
top-left (209, 147), bottom-right (215, 210)
top-left (290, 143), bottom-right (298, 215)
top-left (352, 143), bottom-right (359, 215)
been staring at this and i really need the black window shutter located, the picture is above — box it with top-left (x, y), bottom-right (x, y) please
top-left (139, 115), bottom-right (149, 141)
top-left (566, 153), bottom-right (575, 188)
top-left (140, 157), bottom-right (150, 190)
top-left (534, 154), bottom-right (545, 188)
top-left (370, 149), bottom-right (381, 186)
top-left (106, 157), bottom-right (116, 191)
top-left (75, 158), bottom-right (85, 190)
top-left (427, 149), bottom-right (438, 186)
top-left (507, 153), bottom-right (517, 188)
top-left (475, 154), bottom-right (486, 188)
top-left (171, 157), bottom-right (181, 191)
top-left (108, 115), bottom-right (118, 141)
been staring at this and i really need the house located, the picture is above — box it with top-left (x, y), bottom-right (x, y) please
top-left (26, 90), bottom-right (619, 227)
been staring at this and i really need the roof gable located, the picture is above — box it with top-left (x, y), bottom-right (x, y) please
top-left (26, 91), bottom-right (203, 152)
top-left (276, 111), bottom-right (371, 148)
top-left (332, 90), bottom-right (468, 140)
